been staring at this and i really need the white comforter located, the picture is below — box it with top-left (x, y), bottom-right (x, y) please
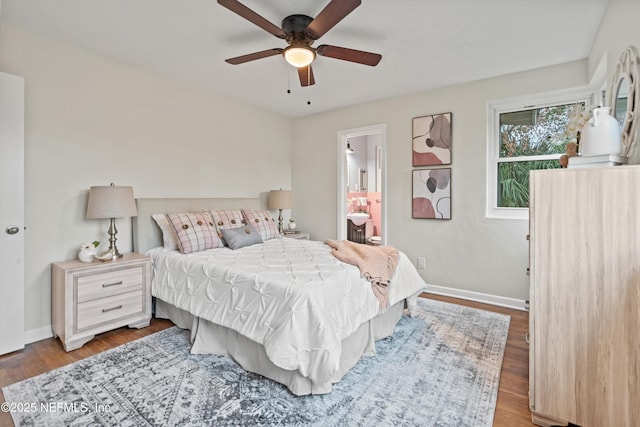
top-left (148, 237), bottom-right (426, 385)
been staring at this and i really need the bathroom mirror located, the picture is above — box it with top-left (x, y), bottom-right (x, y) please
top-left (608, 46), bottom-right (640, 157)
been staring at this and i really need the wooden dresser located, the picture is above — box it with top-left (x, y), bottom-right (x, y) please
top-left (528, 166), bottom-right (639, 427)
top-left (51, 253), bottom-right (151, 351)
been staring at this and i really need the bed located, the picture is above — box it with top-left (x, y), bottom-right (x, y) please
top-left (132, 197), bottom-right (427, 395)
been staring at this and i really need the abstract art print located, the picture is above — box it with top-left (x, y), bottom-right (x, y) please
top-left (412, 112), bottom-right (452, 166)
top-left (413, 168), bottom-right (451, 219)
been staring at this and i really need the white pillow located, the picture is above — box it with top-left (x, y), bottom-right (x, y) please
top-left (152, 213), bottom-right (179, 250)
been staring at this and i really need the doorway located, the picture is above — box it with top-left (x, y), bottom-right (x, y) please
top-left (337, 124), bottom-right (387, 245)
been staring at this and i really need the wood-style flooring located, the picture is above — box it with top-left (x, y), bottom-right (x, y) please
top-left (0, 294), bottom-right (536, 426)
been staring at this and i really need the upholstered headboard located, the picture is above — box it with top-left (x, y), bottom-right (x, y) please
top-left (132, 197), bottom-right (262, 254)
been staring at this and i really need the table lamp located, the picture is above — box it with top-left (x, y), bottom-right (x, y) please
top-left (268, 189), bottom-right (292, 234)
top-left (86, 183), bottom-right (137, 261)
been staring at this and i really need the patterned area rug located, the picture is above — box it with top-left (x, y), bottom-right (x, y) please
top-left (3, 298), bottom-right (510, 426)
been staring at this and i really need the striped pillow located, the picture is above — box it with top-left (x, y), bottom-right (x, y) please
top-left (166, 212), bottom-right (223, 254)
top-left (241, 209), bottom-right (279, 241)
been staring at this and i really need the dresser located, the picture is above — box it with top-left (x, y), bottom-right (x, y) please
top-left (529, 166), bottom-right (640, 427)
top-left (51, 253), bottom-right (152, 351)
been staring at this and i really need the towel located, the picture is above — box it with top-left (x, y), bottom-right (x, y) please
top-left (325, 239), bottom-right (399, 308)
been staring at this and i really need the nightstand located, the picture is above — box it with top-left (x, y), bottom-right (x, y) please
top-left (51, 253), bottom-right (152, 351)
top-left (283, 232), bottom-right (310, 240)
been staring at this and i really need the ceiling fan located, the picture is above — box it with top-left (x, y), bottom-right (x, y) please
top-left (217, 0), bottom-right (382, 87)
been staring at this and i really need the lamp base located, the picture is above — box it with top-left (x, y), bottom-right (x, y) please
top-left (278, 209), bottom-right (284, 235)
top-left (94, 247), bottom-right (123, 262)
top-left (95, 217), bottom-right (124, 261)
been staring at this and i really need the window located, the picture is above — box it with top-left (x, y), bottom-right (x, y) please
top-left (486, 87), bottom-right (596, 220)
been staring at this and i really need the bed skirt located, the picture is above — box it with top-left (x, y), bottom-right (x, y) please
top-left (155, 298), bottom-right (404, 395)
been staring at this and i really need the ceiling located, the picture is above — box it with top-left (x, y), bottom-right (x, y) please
top-left (1, 0), bottom-right (610, 118)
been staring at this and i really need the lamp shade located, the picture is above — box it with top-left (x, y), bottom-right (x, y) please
top-left (86, 184), bottom-right (137, 219)
top-left (268, 189), bottom-right (292, 210)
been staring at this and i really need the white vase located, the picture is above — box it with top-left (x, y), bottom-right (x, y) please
top-left (288, 220), bottom-right (297, 231)
top-left (579, 107), bottom-right (623, 157)
top-left (78, 250), bottom-right (94, 263)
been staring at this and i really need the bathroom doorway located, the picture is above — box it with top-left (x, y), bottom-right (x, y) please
top-left (337, 124), bottom-right (387, 245)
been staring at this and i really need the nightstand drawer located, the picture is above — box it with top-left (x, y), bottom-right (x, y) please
top-left (76, 267), bottom-right (143, 303)
top-left (76, 290), bottom-right (144, 331)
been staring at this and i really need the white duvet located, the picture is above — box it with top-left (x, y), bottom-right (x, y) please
top-left (148, 237), bottom-right (426, 385)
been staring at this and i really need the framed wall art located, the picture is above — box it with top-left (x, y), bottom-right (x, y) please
top-left (412, 168), bottom-right (451, 219)
top-left (412, 112), bottom-right (452, 166)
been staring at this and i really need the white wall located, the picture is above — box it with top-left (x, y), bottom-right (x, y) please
top-left (0, 24), bottom-right (292, 339)
top-left (588, 0), bottom-right (640, 163)
top-left (292, 60), bottom-right (590, 302)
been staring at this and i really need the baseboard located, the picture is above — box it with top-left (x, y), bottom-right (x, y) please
top-left (24, 325), bottom-right (54, 345)
top-left (424, 284), bottom-right (528, 311)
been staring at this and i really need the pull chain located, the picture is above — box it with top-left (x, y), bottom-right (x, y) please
top-left (307, 66), bottom-right (311, 105)
top-left (286, 67), bottom-right (291, 94)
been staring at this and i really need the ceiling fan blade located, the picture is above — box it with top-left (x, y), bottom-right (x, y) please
top-left (298, 65), bottom-right (316, 87)
top-left (225, 48), bottom-right (283, 65)
top-left (305, 0), bottom-right (361, 40)
top-left (316, 44), bottom-right (381, 66)
top-left (217, 0), bottom-right (285, 39)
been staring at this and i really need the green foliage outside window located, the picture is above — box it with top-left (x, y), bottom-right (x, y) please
top-left (497, 104), bottom-right (576, 208)
top-left (497, 160), bottom-right (560, 208)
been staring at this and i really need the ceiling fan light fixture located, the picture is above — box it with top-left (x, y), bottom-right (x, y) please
top-left (283, 45), bottom-right (316, 68)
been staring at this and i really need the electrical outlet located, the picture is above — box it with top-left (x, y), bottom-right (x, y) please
top-left (417, 257), bottom-right (426, 269)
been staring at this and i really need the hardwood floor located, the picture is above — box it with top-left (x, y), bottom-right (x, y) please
top-left (0, 294), bottom-right (536, 426)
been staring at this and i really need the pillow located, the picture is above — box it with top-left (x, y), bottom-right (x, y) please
top-left (209, 209), bottom-right (247, 246)
top-left (165, 212), bottom-right (223, 254)
top-left (209, 209), bottom-right (246, 230)
top-left (241, 209), bottom-right (279, 241)
top-left (220, 225), bottom-right (263, 250)
top-left (152, 213), bottom-right (179, 250)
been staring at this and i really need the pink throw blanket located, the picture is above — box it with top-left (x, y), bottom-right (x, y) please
top-left (325, 239), bottom-right (399, 308)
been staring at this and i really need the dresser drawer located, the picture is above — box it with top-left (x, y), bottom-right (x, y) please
top-left (76, 267), bottom-right (143, 303)
top-left (76, 290), bottom-right (143, 332)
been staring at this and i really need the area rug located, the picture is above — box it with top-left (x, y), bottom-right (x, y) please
top-left (2, 298), bottom-right (510, 427)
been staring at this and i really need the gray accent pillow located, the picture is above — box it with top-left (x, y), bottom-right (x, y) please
top-left (220, 225), bottom-right (263, 250)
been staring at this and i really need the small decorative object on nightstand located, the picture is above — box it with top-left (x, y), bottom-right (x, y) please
top-left (51, 253), bottom-right (151, 351)
top-left (78, 244), bottom-right (95, 263)
top-left (288, 219), bottom-right (297, 231)
top-left (283, 231), bottom-right (309, 240)
top-left (78, 241), bottom-right (100, 263)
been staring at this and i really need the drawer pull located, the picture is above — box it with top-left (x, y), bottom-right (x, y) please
top-left (102, 305), bottom-right (123, 313)
top-left (102, 281), bottom-right (123, 288)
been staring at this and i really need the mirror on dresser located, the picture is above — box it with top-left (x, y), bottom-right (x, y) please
top-left (608, 46), bottom-right (640, 160)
